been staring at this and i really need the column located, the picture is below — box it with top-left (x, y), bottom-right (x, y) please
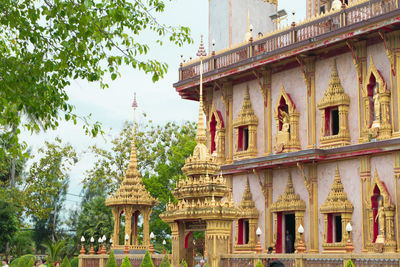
top-left (383, 31), bottom-right (400, 137)
top-left (347, 40), bottom-right (367, 142)
top-left (170, 222), bottom-right (184, 267)
top-left (301, 56), bottom-right (316, 149)
top-left (124, 207), bottom-right (132, 246)
top-left (262, 69), bottom-right (272, 155)
top-left (264, 170), bottom-right (273, 249)
top-left (205, 220), bottom-right (232, 267)
top-left (360, 156), bottom-right (371, 252)
top-left (142, 208), bottom-right (151, 248)
top-left (112, 208), bottom-right (120, 246)
top-left (222, 81), bottom-right (233, 163)
top-left (394, 152), bottom-right (400, 251)
top-left (308, 163), bottom-right (319, 253)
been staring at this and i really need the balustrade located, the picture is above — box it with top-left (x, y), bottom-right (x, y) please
top-left (179, 0), bottom-right (399, 82)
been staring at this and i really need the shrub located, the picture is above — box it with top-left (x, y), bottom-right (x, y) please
top-left (26, 257), bottom-right (35, 267)
top-left (10, 258), bottom-right (20, 267)
top-left (179, 259), bottom-right (187, 267)
top-left (14, 255), bottom-right (35, 267)
top-left (159, 255), bottom-right (170, 267)
top-left (255, 260), bottom-right (264, 267)
top-left (60, 257), bottom-right (71, 267)
top-left (203, 263), bottom-right (209, 267)
top-left (120, 257), bottom-right (132, 267)
top-left (70, 257), bottom-right (78, 267)
top-left (105, 252), bottom-right (117, 267)
top-left (139, 251), bottom-right (154, 267)
top-left (345, 260), bottom-right (355, 267)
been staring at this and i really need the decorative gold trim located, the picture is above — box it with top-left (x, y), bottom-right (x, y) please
top-left (271, 173), bottom-right (306, 250)
top-left (365, 169), bottom-right (396, 253)
top-left (362, 57), bottom-right (392, 141)
top-left (234, 178), bottom-right (259, 253)
top-left (320, 166), bottom-right (353, 253)
top-left (233, 87), bottom-right (258, 160)
top-left (273, 84), bottom-right (300, 153)
top-left (208, 104), bottom-right (226, 164)
top-left (317, 59), bottom-right (351, 148)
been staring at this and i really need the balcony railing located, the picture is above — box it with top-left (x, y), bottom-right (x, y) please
top-left (178, 0), bottom-right (399, 83)
top-left (220, 253), bottom-right (400, 267)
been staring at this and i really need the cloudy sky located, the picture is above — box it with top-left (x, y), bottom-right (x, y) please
top-left (20, 0), bottom-right (306, 208)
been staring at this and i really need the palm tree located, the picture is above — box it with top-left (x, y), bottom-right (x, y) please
top-left (43, 240), bottom-right (66, 265)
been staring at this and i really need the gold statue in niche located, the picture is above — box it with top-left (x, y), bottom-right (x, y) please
top-left (273, 85), bottom-right (300, 153)
top-left (363, 57), bottom-right (392, 141)
top-left (275, 110), bottom-right (290, 152)
top-left (375, 199), bottom-right (385, 243)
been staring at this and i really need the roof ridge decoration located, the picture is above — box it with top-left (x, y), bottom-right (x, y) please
top-left (239, 178), bottom-right (259, 218)
top-left (106, 93), bottom-right (157, 207)
top-left (320, 165), bottom-right (353, 214)
top-left (271, 173), bottom-right (306, 212)
top-left (233, 86), bottom-right (258, 127)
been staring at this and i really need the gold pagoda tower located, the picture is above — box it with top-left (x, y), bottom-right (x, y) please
top-left (160, 40), bottom-right (241, 267)
top-left (106, 94), bottom-right (158, 252)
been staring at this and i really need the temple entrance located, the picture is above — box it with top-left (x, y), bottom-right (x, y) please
top-left (185, 231), bottom-right (205, 267)
top-left (284, 213), bottom-right (295, 253)
top-left (181, 221), bottom-right (206, 267)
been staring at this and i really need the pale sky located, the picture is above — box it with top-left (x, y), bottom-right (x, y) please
top-left (20, 0), bottom-right (306, 208)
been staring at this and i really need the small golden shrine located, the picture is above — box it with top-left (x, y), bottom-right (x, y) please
top-left (106, 94), bottom-right (158, 251)
top-left (160, 43), bottom-right (241, 267)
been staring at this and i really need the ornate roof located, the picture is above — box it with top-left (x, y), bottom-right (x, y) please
top-left (317, 59), bottom-right (350, 109)
top-left (233, 87), bottom-right (258, 128)
top-left (106, 95), bottom-right (157, 208)
top-left (270, 173), bottom-right (306, 212)
top-left (160, 62), bottom-right (241, 222)
top-left (239, 178), bottom-right (258, 218)
top-left (320, 166), bottom-right (353, 214)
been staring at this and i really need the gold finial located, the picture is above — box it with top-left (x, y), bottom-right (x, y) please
top-left (247, 9), bottom-right (250, 32)
top-left (334, 164), bottom-right (340, 181)
top-left (126, 93), bottom-right (139, 176)
top-left (195, 45), bottom-right (207, 144)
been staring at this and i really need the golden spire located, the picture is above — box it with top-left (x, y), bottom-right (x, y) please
top-left (105, 93), bottom-right (158, 207)
top-left (126, 92), bottom-right (139, 177)
top-left (195, 37), bottom-right (207, 145)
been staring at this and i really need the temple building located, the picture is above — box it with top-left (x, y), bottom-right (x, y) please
top-left (172, 0), bottom-right (400, 262)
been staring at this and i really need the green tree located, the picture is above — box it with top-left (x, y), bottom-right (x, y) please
top-left (120, 257), bottom-right (132, 267)
top-left (0, 200), bottom-right (18, 255)
top-left (76, 196), bottom-right (113, 243)
top-left (255, 260), bottom-right (264, 267)
top-left (159, 255), bottom-right (170, 267)
top-left (60, 256), bottom-right (71, 267)
top-left (8, 230), bottom-right (35, 257)
top-left (0, 0), bottom-right (192, 158)
top-left (43, 240), bottom-right (66, 266)
top-left (82, 119), bottom-right (196, 245)
top-left (105, 251), bottom-right (117, 267)
top-left (139, 251), bottom-right (154, 267)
